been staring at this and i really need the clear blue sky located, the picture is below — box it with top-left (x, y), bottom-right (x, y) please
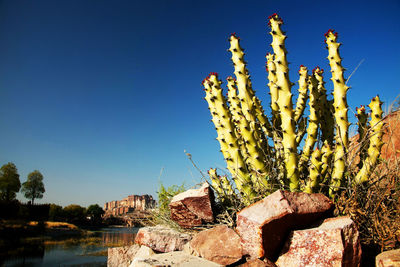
top-left (0, 0), bottom-right (399, 207)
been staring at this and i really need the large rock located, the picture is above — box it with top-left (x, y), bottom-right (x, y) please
top-left (107, 244), bottom-right (140, 267)
top-left (169, 183), bottom-right (215, 228)
top-left (134, 225), bottom-right (192, 252)
top-left (236, 190), bottom-right (333, 260)
top-left (187, 225), bottom-right (243, 265)
top-left (276, 216), bottom-right (362, 267)
top-left (131, 251), bottom-right (223, 267)
top-left (376, 248), bottom-right (400, 266)
top-left (129, 246), bottom-right (155, 267)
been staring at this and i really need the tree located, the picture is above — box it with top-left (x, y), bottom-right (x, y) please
top-left (86, 204), bottom-right (105, 224)
top-left (22, 170), bottom-right (45, 204)
top-left (49, 204), bottom-right (65, 221)
top-left (63, 204), bottom-right (86, 224)
top-left (0, 162), bottom-right (21, 202)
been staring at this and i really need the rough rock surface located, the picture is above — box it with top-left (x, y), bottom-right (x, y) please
top-left (107, 244), bottom-right (140, 267)
top-left (131, 251), bottom-right (223, 267)
top-left (376, 248), bottom-right (400, 267)
top-left (169, 183), bottom-right (215, 228)
top-left (239, 258), bottom-right (277, 267)
top-left (276, 216), bottom-right (361, 267)
top-left (187, 225), bottom-right (243, 265)
top-left (236, 190), bottom-right (333, 260)
top-left (134, 225), bottom-right (192, 253)
top-left (129, 246), bottom-right (155, 267)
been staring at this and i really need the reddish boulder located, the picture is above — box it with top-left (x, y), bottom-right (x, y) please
top-left (169, 183), bottom-right (215, 228)
top-left (236, 190), bottom-right (333, 260)
top-left (276, 216), bottom-right (361, 267)
top-left (134, 225), bottom-right (192, 252)
top-left (375, 248), bottom-right (400, 267)
top-left (188, 225), bottom-right (243, 265)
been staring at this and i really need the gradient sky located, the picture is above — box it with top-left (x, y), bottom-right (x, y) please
top-left (0, 0), bottom-right (399, 207)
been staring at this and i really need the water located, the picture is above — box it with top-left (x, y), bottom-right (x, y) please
top-left (1, 227), bottom-right (139, 267)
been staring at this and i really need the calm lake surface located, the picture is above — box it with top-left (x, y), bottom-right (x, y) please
top-left (1, 227), bottom-right (139, 267)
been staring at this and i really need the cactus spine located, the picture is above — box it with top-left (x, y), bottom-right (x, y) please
top-left (354, 96), bottom-right (384, 184)
top-left (269, 14), bottom-right (299, 191)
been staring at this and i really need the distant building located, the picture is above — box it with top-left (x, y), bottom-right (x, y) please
top-left (104, 194), bottom-right (156, 216)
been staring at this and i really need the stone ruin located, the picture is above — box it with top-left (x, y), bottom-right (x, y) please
top-left (104, 194), bottom-right (156, 217)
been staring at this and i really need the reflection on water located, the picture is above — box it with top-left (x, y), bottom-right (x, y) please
top-left (1, 227), bottom-right (139, 267)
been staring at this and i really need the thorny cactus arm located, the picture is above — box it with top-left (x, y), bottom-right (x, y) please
top-left (226, 77), bottom-right (250, 162)
top-left (294, 65), bottom-right (309, 123)
top-left (228, 34), bottom-right (257, 123)
top-left (326, 29), bottom-right (350, 196)
top-left (355, 105), bottom-right (369, 169)
top-left (208, 168), bottom-right (234, 203)
top-left (266, 53), bottom-right (280, 130)
top-left (298, 69), bottom-right (320, 175)
top-left (253, 96), bottom-right (273, 138)
top-left (269, 13), bottom-right (299, 191)
top-left (304, 148), bottom-right (323, 193)
top-left (315, 68), bottom-right (335, 145)
top-left (354, 96), bottom-right (384, 184)
top-left (320, 141), bottom-right (334, 186)
top-left (226, 77), bottom-right (269, 183)
top-left (266, 52), bottom-right (285, 174)
top-left (203, 73), bottom-right (256, 200)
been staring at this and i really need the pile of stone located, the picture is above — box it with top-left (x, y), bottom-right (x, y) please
top-left (108, 183), bottom-right (398, 266)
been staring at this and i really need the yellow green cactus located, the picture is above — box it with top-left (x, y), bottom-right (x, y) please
top-left (320, 141), bottom-right (333, 185)
top-left (355, 105), bottom-right (369, 169)
top-left (299, 69), bottom-right (320, 174)
top-left (325, 29), bottom-right (350, 196)
top-left (314, 67), bottom-right (334, 145)
top-left (268, 13), bottom-right (299, 191)
top-left (294, 65), bottom-right (309, 123)
top-left (225, 76), bottom-right (268, 179)
top-left (203, 73), bottom-right (256, 200)
top-left (266, 53), bottom-right (280, 130)
top-left (202, 14), bottom-right (384, 203)
top-left (304, 148), bottom-right (323, 193)
top-left (208, 168), bottom-right (234, 204)
top-left (354, 96), bottom-right (384, 184)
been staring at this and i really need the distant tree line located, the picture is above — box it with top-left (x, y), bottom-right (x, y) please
top-left (49, 203), bottom-right (105, 225)
top-left (0, 162), bottom-right (106, 226)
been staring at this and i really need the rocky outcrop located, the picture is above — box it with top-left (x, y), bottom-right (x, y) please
top-left (108, 190), bottom-right (364, 266)
top-left (276, 216), bottom-right (361, 267)
top-left (187, 225), bottom-right (243, 265)
top-left (169, 183), bottom-right (215, 228)
top-left (108, 244), bottom-right (140, 267)
top-left (104, 195), bottom-right (156, 216)
top-left (134, 225), bottom-right (192, 253)
top-left (236, 190), bottom-right (333, 260)
top-left (376, 248), bottom-right (400, 267)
